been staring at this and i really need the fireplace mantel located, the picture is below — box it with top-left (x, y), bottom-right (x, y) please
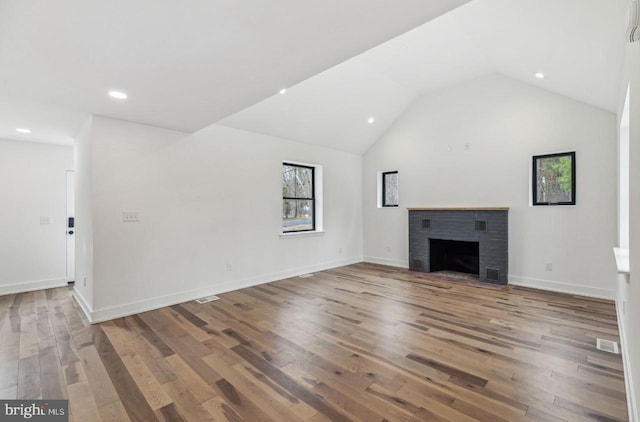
top-left (408, 207), bottom-right (509, 211)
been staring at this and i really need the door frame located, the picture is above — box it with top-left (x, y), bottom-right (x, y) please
top-left (65, 169), bottom-right (75, 283)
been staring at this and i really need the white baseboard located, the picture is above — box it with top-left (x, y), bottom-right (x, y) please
top-left (363, 256), bottom-right (409, 268)
top-left (616, 298), bottom-right (638, 422)
top-left (0, 277), bottom-right (67, 296)
top-left (508, 275), bottom-right (615, 300)
top-left (87, 256), bottom-right (363, 324)
top-left (72, 289), bottom-right (94, 323)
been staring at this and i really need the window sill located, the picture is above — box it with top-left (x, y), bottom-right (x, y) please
top-left (613, 247), bottom-right (630, 275)
top-left (280, 230), bottom-right (325, 239)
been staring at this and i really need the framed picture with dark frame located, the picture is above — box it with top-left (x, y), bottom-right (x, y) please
top-left (532, 151), bottom-right (576, 206)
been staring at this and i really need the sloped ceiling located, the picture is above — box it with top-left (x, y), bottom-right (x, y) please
top-left (0, 0), bottom-right (469, 145)
top-left (220, 0), bottom-right (629, 154)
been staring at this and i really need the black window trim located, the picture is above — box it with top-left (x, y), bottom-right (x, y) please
top-left (382, 171), bottom-right (399, 207)
top-left (282, 162), bottom-right (316, 232)
top-left (532, 151), bottom-right (576, 206)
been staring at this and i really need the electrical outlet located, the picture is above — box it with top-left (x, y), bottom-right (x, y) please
top-left (386, 246), bottom-right (391, 253)
top-left (83, 277), bottom-right (87, 287)
top-left (40, 217), bottom-right (51, 225)
top-left (122, 211), bottom-right (140, 222)
top-left (338, 247), bottom-right (343, 254)
top-left (226, 264), bottom-right (232, 272)
top-left (545, 262), bottom-right (553, 271)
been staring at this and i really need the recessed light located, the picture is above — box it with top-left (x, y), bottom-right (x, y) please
top-left (108, 90), bottom-right (128, 100)
top-left (534, 72), bottom-right (545, 79)
top-left (368, 117), bottom-right (375, 124)
top-left (16, 128), bottom-right (31, 134)
top-left (279, 88), bottom-right (287, 94)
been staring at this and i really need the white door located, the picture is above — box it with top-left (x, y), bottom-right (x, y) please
top-left (66, 170), bottom-right (75, 283)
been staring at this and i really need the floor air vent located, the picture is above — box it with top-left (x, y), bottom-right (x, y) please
top-left (596, 338), bottom-right (620, 354)
top-left (195, 295), bottom-right (220, 304)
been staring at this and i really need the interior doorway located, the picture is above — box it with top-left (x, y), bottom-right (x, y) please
top-left (66, 169), bottom-right (75, 283)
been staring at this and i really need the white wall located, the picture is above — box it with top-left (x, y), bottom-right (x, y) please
top-left (73, 117), bottom-right (94, 314)
top-left (363, 74), bottom-right (617, 299)
top-left (0, 139), bottom-right (73, 294)
top-left (78, 116), bottom-right (362, 321)
top-left (617, 39), bottom-right (640, 422)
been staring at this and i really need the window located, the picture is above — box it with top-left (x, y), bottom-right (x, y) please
top-left (532, 152), bottom-right (575, 205)
top-left (619, 85), bottom-right (630, 248)
top-left (282, 163), bottom-right (315, 232)
top-left (382, 171), bottom-right (399, 207)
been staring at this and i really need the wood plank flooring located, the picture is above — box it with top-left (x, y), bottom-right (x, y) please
top-left (0, 263), bottom-right (628, 421)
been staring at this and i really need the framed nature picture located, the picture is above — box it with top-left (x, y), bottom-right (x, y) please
top-left (532, 151), bottom-right (575, 205)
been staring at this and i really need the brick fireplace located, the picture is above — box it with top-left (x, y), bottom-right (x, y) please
top-left (408, 208), bottom-right (509, 284)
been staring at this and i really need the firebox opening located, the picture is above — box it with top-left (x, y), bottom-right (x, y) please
top-left (429, 239), bottom-right (479, 276)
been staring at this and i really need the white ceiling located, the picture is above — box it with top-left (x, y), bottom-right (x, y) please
top-left (0, 95), bottom-right (85, 146)
top-left (0, 0), bottom-right (469, 144)
top-left (221, 0), bottom-right (629, 154)
top-left (0, 0), bottom-right (629, 152)
top-left (218, 59), bottom-right (417, 154)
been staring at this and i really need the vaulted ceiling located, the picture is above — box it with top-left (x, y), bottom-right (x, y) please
top-left (0, 0), bottom-right (468, 145)
top-left (0, 0), bottom-right (629, 151)
top-left (221, 0), bottom-right (629, 153)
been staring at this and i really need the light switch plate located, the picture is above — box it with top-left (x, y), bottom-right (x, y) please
top-left (40, 217), bottom-right (51, 225)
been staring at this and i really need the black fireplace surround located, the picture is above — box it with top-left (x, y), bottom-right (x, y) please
top-left (408, 208), bottom-right (508, 284)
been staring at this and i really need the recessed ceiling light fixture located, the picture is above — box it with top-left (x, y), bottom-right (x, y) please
top-left (108, 90), bottom-right (128, 100)
top-left (16, 127), bottom-right (31, 134)
top-left (368, 117), bottom-right (375, 124)
top-left (534, 72), bottom-right (545, 79)
top-left (279, 88), bottom-right (287, 94)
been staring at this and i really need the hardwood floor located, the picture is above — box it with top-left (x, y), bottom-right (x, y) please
top-left (0, 263), bottom-right (628, 421)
